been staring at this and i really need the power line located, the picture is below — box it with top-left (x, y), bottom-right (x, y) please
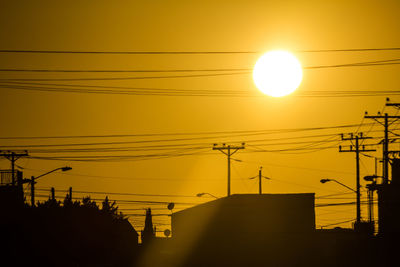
top-left (22, 140), bottom-right (377, 161)
top-left (1, 83), bottom-right (399, 98)
top-left (1, 48), bottom-right (400, 54)
top-left (22, 138), bottom-right (346, 154)
top-left (0, 128), bottom-right (337, 140)
top-left (33, 194), bottom-right (198, 205)
top-left (0, 58), bottom-right (399, 73)
top-left (316, 192), bottom-right (357, 199)
top-left (27, 149), bottom-right (209, 162)
top-left (1, 60), bottom-right (399, 82)
top-left (320, 219), bottom-right (356, 228)
top-left (0, 80), bottom-right (249, 93)
top-left (0, 128), bottom-right (380, 161)
top-left (35, 188), bottom-right (206, 198)
top-left (0, 137), bottom-right (342, 152)
top-left (0, 122), bottom-right (379, 161)
top-left (0, 127), bottom-right (307, 140)
top-left (0, 71), bottom-right (250, 81)
top-left (0, 68), bottom-right (251, 73)
top-left (19, 165), bottom-right (349, 183)
top-left (315, 201), bottom-right (374, 208)
top-left (0, 123), bottom-right (375, 146)
top-left (0, 84), bottom-right (254, 97)
top-left (0, 50), bottom-right (259, 55)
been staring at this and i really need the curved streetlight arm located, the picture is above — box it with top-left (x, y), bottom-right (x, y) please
top-left (332, 180), bottom-right (357, 193)
top-left (320, 179), bottom-right (356, 193)
top-left (196, 192), bottom-right (218, 199)
top-left (34, 166), bottom-right (72, 180)
top-left (25, 166), bottom-right (71, 207)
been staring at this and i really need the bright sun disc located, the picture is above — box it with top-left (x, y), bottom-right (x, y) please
top-left (253, 50), bottom-right (303, 97)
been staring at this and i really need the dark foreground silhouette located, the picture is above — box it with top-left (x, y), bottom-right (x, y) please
top-left (2, 171), bottom-right (400, 267)
top-left (0, 195), bottom-right (138, 267)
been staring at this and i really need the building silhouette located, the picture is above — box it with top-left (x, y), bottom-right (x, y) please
top-left (0, 170), bottom-right (24, 209)
top-left (375, 158), bottom-right (400, 236)
top-left (167, 194), bottom-right (318, 267)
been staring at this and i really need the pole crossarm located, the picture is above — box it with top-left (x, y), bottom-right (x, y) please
top-left (364, 115), bottom-right (400, 127)
top-left (213, 143), bottom-right (245, 196)
top-left (213, 144), bottom-right (245, 153)
top-left (384, 102), bottom-right (400, 109)
top-left (339, 147), bottom-right (376, 152)
top-left (0, 150), bottom-right (29, 161)
top-left (364, 115), bottom-right (400, 119)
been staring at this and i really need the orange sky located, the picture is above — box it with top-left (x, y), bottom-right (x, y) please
top-left (1, 0), bottom-right (400, 234)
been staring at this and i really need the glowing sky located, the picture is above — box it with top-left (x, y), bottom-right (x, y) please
top-left (1, 0), bottom-right (400, 233)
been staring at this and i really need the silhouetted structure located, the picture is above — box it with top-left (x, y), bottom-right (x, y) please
top-left (172, 193), bottom-right (315, 238)
top-left (3, 167), bottom-right (400, 267)
top-left (168, 194), bottom-right (318, 267)
top-left (376, 158), bottom-right (400, 236)
top-left (0, 170), bottom-right (24, 209)
top-left (141, 208), bottom-right (156, 244)
top-left (163, 193), bottom-right (389, 267)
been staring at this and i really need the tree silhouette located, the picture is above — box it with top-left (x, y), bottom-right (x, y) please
top-left (0, 193), bottom-right (139, 267)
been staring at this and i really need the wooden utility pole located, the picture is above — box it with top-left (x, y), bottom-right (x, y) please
top-left (250, 167), bottom-right (271, 194)
top-left (258, 167), bottom-right (262, 194)
top-left (0, 150), bottom-right (28, 185)
top-left (51, 187), bottom-right (55, 201)
top-left (30, 176), bottom-right (35, 206)
top-left (364, 111), bottom-right (400, 184)
top-left (339, 133), bottom-right (375, 223)
top-left (213, 143), bottom-right (245, 196)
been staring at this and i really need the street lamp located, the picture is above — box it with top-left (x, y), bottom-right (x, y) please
top-left (320, 179), bottom-right (356, 193)
top-left (196, 192), bottom-right (218, 199)
top-left (24, 166), bottom-right (72, 206)
top-left (320, 178), bottom-right (360, 224)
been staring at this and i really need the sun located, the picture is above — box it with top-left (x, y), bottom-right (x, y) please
top-left (253, 50), bottom-right (303, 97)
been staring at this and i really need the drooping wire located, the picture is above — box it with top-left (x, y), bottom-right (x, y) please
top-left (1, 47), bottom-right (400, 54)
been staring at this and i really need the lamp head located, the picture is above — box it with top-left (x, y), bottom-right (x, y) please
top-left (167, 202), bottom-right (175, 210)
top-left (364, 175), bottom-right (378, 182)
top-left (320, 179), bottom-right (331, 184)
top-left (61, 166), bottom-right (72, 172)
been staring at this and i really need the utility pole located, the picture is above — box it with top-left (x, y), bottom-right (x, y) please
top-left (213, 143), bottom-right (245, 196)
top-left (51, 187), bottom-right (55, 201)
top-left (339, 133), bottom-right (375, 224)
top-left (250, 167), bottom-right (271, 194)
top-left (30, 176), bottom-right (35, 206)
top-left (365, 109), bottom-right (400, 184)
top-left (0, 150), bottom-right (28, 185)
top-left (258, 167), bottom-right (262, 195)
